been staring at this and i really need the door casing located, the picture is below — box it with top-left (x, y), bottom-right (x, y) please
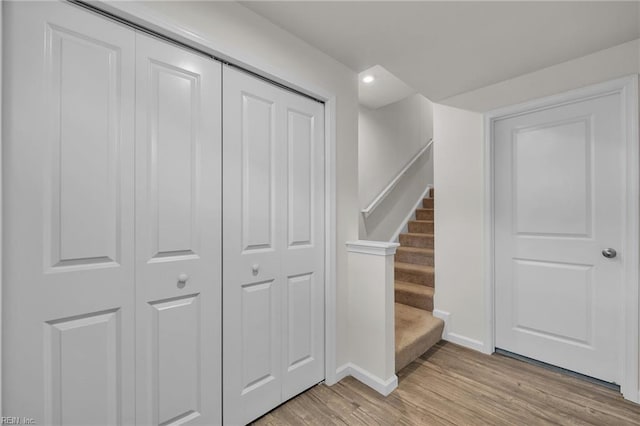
top-left (484, 76), bottom-right (640, 403)
top-left (0, 0), bottom-right (340, 415)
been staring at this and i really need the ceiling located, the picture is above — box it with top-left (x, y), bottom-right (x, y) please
top-left (240, 1), bottom-right (640, 102)
top-left (358, 65), bottom-right (415, 109)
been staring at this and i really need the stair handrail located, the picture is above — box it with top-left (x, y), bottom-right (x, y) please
top-left (361, 138), bottom-right (434, 218)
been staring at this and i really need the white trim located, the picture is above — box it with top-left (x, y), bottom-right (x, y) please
top-left (483, 93), bottom-right (497, 357)
top-left (446, 333), bottom-right (487, 354)
top-left (361, 139), bottom-right (433, 218)
top-left (0, 0), bottom-right (4, 415)
top-left (324, 95), bottom-right (339, 385)
top-left (345, 240), bottom-right (400, 256)
top-left (622, 76), bottom-right (640, 404)
top-left (334, 363), bottom-right (351, 383)
top-left (338, 363), bottom-right (398, 396)
top-left (432, 309), bottom-right (450, 336)
top-left (433, 309), bottom-right (490, 354)
top-left (390, 184), bottom-right (433, 243)
top-left (484, 75), bottom-right (640, 402)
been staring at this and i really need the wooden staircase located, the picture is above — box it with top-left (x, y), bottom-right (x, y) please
top-left (394, 188), bottom-right (444, 372)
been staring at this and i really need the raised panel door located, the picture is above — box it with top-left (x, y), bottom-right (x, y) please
top-left (494, 90), bottom-right (624, 383)
top-left (3, 2), bottom-right (136, 423)
top-left (223, 66), bottom-right (324, 425)
top-left (135, 32), bottom-right (222, 425)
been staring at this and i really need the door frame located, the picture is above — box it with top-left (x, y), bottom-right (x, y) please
top-left (483, 75), bottom-right (640, 403)
top-left (0, 2), bottom-right (341, 417)
top-left (0, 0), bottom-right (4, 414)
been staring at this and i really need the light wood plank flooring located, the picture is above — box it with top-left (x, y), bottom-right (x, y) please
top-left (253, 341), bottom-right (640, 425)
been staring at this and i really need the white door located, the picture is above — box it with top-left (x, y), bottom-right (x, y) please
top-left (222, 66), bottom-right (325, 425)
top-left (3, 2), bottom-right (136, 423)
top-left (134, 33), bottom-right (222, 425)
top-left (494, 87), bottom-right (626, 383)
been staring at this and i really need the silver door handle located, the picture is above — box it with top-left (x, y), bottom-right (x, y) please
top-left (252, 264), bottom-right (260, 275)
top-left (602, 248), bottom-right (617, 259)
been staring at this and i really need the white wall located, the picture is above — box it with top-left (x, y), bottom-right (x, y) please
top-left (433, 39), bottom-right (640, 353)
top-left (359, 94), bottom-right (434, 241)
top-left (113, 1), bottom-right (359, 373)
top-left (346, 243), bottom-right (398, 395)
top-left (432, 105), bottom-right (485, 347)
top-left (441, 39), bottom-right (640, 112)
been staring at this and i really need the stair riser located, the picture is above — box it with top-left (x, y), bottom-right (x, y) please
top-left (416, 209), bottom-right (434, 221)
top-left (395, 268), bottom-right (434, 287)
top-left (399, 234), bottom-right (434, 249)
top-left (395, 289), bottom-right (433, 311)
top-left (409, 221), bottom-right (434, 234)
top-left (422, 198), bottom-right (434, 209)
top-left (395, 250), bottom-right (434, 266)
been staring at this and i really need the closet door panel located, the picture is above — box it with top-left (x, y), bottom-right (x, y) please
top-left (3, 2), bottom-right (136, 423)
top-left (223, 66), bottom-right (325, 425)
top-left (135, 32), bottom-right (222, 426)
top-left (223, 68), bottom-right (283, 426)
top-left (281, 96), bottom-right (325, 400)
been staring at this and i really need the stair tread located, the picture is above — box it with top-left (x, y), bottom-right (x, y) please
top-left (395, 303), bottom-right (444, 371)
top-left (416, 208), bottom-right (434, 212)
top-left (395, 281), bottom-right (434, 296)
top-left (401, 232), bottom-right (434, 238)
top-left (396, 246), bottom-right (434, 255)
top-left (395, 262), bottom-right (434, 273)
top-left (410, 219), bottom-right (434, 224)
top-left (395, 303), bottom-right (442, 339)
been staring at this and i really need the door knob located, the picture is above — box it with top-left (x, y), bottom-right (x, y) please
top-left (252, 264), bottom-right (260, 275)
top-left (602, 248), bottom-right (617, 259)
top-left (177, 273), bottom-right (189, 288)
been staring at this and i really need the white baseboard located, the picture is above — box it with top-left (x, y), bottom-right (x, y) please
top-left (621, 386), bottom-right (640, 404)
top-left (390, 184), bottom-right (433, 243)
top-left (349, 363), bottom-right (398, 396)
top-left (626, 389), bottom-right (640, 404)
top-left (329, 363), bottom-right (397, 396)
top-left (333, 363), bottom-right (351, 384)
top-left (432, 309), bottom-right (449, 335)
top-left (433, 309), bottom-right (491, 354)
top-left (446, 333), bottom-right (488, 354)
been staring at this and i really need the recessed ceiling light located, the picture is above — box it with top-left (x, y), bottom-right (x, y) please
top-left (362, 75), bottom-right (375, 84)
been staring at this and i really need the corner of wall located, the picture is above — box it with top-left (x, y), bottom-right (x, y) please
top-left (433, 309), bottom-right (490, 354)
top-left (433, 104), bottom-right (487, 349)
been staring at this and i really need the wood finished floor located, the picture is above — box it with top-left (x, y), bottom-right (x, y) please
top-left (253, 342), bottom-right (640, 425)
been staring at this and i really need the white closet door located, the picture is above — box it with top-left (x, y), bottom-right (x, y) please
top-left (134, 33), bottom-right (222, 425)
top-left (280, 88), bottom-right (325, 401)
top-left (3, 2), bottom-right (136, 424)
top-left (222, 66), bottom-right (325, 425)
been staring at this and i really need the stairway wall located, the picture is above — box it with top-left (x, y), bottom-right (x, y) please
top-left (432, 104), bottom-right (487, 349)
top-left (359, 94), bottom-right (434, 241)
